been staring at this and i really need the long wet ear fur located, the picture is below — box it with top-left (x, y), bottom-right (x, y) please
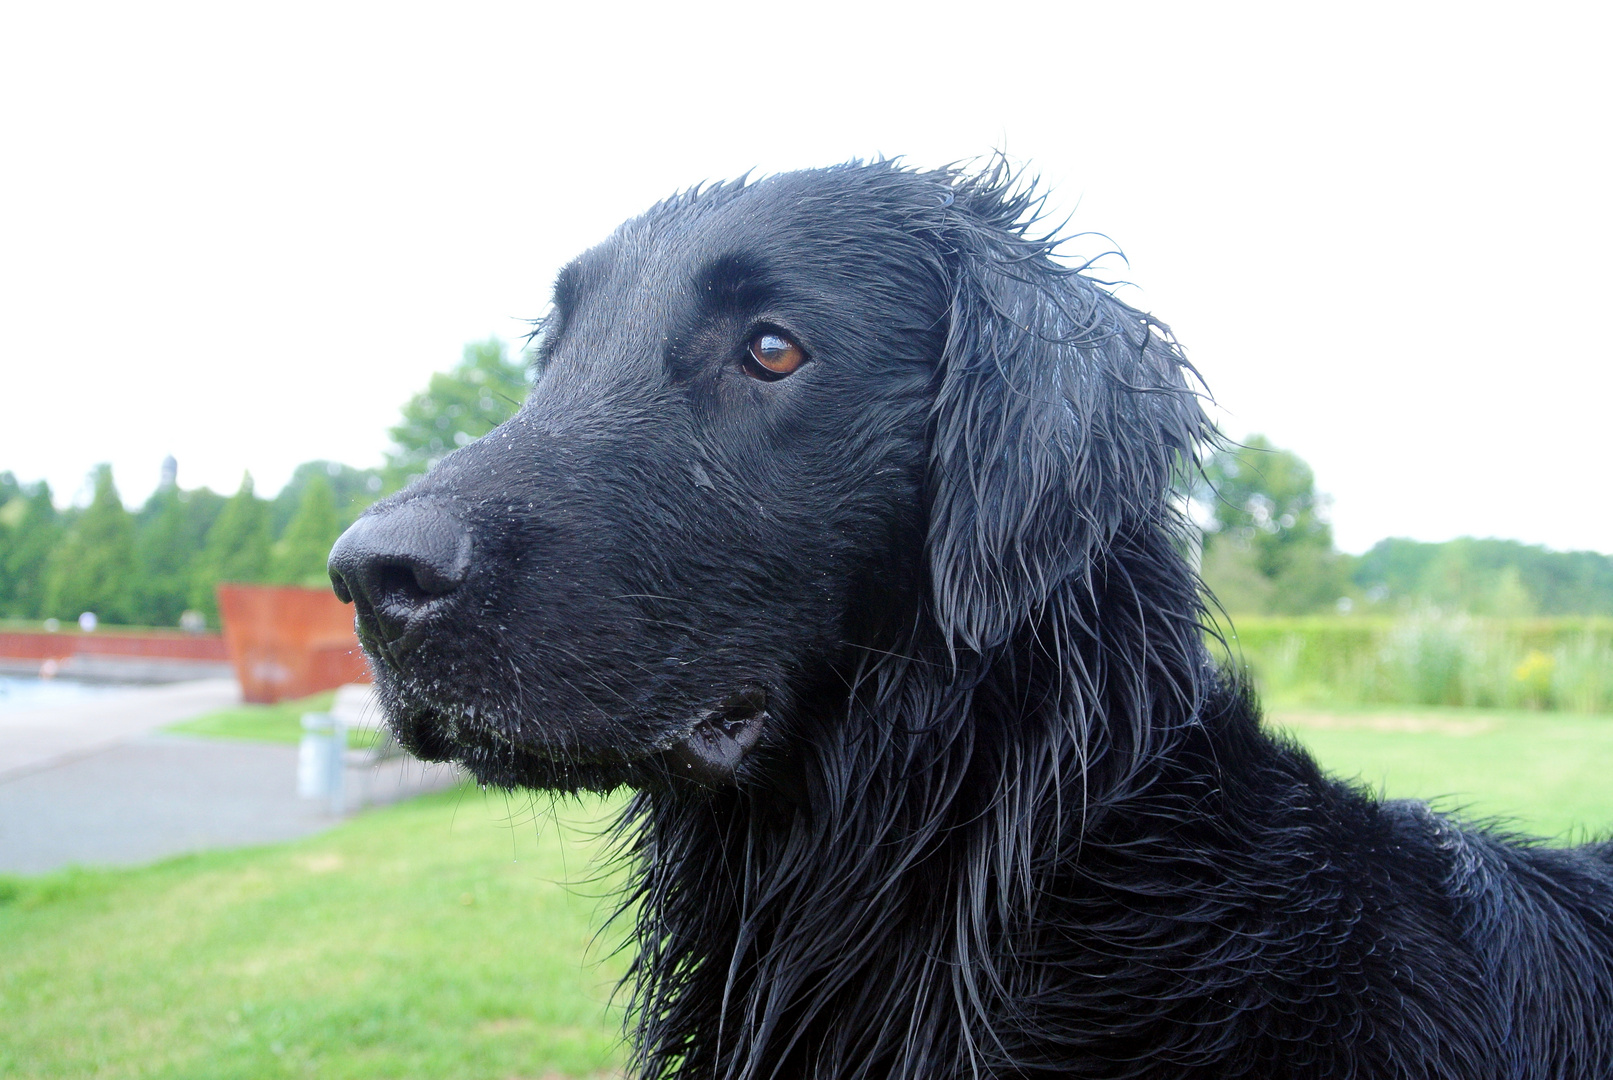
top-left (928, 167), bottom-right (1212, 653)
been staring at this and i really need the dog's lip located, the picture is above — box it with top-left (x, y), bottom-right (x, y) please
top-left (379, 677), bottom-right (771, 783)
top-left (665, 685), bottom-right (769, 786)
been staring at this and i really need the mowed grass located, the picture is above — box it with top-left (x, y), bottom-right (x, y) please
top-left (1268, 704), bottom-right (1613, 843)
top-left (0, 786), bottom-right (630, 1080)
top-left (3, 707), bottom-right (1611, 1079)
top-left (163, 691), bottom-right (384, 752)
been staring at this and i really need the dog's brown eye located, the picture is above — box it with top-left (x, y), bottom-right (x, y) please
top-left (745, 331), bottom-right (807, 380)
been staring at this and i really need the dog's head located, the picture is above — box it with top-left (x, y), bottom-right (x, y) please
top-left (329, 161), bottom-right (1208, 791)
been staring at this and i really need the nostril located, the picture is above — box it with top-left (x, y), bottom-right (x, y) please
top-left (330, 569), bottom-right (354, 605)
top-left (327, 500), bottom-right (473, 655)
top-left (371, 560), bottom-right (437, 610)
top-left (363, 561), bottom-right (441, 644)
top-left (400, 556), bottom-right (465, 597)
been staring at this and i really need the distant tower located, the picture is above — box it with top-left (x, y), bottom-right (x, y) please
top-left (160, 455), bottom-right (178, 490)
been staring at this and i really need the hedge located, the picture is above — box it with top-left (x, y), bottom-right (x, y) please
top-left (1214, 616), bottom-right (1613, 713)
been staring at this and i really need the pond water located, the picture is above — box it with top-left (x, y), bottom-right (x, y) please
top-left (0, 674), bottom-right (134, 712)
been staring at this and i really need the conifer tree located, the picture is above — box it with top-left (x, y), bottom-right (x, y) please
top-left (46, 465), bottom-right (136, 623)
top-left (2, 481), bottom-right (60, 619)
top-left (132, 484), bottom-right (195, 626)
top-left (0, 472), bottom-right (23, 614)
top-left (189, 473), bottom-right (273, 620)
top-left (269, 471), bottom-right (341, 587)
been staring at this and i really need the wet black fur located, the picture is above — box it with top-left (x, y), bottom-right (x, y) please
top-left (359, 161), bottom-right (1613, 1078)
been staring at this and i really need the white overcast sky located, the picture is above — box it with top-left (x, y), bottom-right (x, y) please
top-left (1, 2), bottom-right (1608, 554)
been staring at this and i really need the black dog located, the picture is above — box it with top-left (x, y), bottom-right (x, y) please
top-left (329, 161), bottom-right (1613, 1079)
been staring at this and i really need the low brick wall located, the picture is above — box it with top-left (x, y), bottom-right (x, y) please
top-left (1, 591), bottom-right (372, 701)
top-left (0, 629), bottom-right (229, 663)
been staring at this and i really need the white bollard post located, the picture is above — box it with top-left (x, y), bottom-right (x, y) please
top-left (298, 712), bottom-right (347, 812)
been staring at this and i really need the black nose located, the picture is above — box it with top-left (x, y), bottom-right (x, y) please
top-left (328, 500), bottom-right (472, 655)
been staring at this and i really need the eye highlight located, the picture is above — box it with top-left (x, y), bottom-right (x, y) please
top-left (743, 330), bottom-right (808, 381)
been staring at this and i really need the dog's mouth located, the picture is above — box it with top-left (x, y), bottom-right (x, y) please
top-left (664, 684), bottom-right (770, 787)
top-left (380, 674), bottom-right (771, 790)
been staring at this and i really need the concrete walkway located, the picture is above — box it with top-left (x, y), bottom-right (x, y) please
top-left (0, 680), bottom-right (462, 874)
top-left (0, 678), bottom-right (240, 780)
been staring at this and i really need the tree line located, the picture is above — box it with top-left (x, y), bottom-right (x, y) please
top-left (1197, 438), bottom-right (1613, 617)
top-left (0, 339), bottom-right (529, 629)
top-left (3, 340), bottom-right (1611, 628)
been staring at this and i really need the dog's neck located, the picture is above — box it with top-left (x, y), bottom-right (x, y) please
top-left (619, 531), bottom-right (1244, 1079)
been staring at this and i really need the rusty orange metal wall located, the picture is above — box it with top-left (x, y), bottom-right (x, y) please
top-left (216, 584), bottom-right (370, 703)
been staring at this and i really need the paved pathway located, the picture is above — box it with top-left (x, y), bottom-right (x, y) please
top-left (0, 680), bottom-right (462, 874)
top-left (0, 678), bottom-right (240, 779)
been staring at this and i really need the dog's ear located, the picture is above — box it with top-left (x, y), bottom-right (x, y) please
top-left (927, 188), bottom-right (1209, 653)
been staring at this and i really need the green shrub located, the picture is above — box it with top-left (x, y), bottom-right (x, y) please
top-left (1217, 615), bottom-right (1613, 713)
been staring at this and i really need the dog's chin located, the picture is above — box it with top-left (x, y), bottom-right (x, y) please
top-left (378, 680), bottom-right (772, 793)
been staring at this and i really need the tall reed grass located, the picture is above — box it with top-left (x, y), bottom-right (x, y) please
top-left (1217, 615), bottom-right (1613, 713)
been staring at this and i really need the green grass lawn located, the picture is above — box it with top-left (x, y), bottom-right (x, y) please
top-left (0, 787), bottom-right (631, 1080)
top-left (3, 706), bottom-right (1610, 1078)
top-left (1267, 704), bottom-right (1613, 842)
top-left (163, 691), bottom-right (384, 752)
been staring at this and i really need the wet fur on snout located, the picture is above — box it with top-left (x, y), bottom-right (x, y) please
top-left (351, 161), bottom-right (1613, 1079)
